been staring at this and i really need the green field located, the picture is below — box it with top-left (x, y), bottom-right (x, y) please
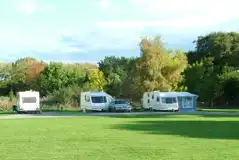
top-left (0, 115), bottom-right (239, 160)
top-left (200, 108), bottom-right (239, 112)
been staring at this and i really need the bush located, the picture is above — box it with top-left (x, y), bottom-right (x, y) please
top-left (9, 89), bottom-right (15, 102)
top-left (0, 96), bottom-right (16, 112)
top-left (49, 84), bottom-right (82, 107)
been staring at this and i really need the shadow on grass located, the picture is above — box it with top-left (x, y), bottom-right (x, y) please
top-left (111, 120), bottom-right (239, 140)
top-left (106, 112), bottom-right (239, 119)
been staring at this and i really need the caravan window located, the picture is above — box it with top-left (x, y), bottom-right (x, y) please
top-left (156, 96), bottom-right (160, 102)
top-left (22, 97), bottom-right (36, 103)
top-left (91, 96), bottom-right (107, 103)
top-left (85, 95), bottom-right (90, 102)
top-left (161, 97), bottom-right (177, 104)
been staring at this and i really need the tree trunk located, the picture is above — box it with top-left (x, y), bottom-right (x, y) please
top-left (210, 99), bottom-right (214, 108)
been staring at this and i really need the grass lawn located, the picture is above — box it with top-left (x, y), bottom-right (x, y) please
top-left (0, 115), bottom-right (239, 160)
top-left (200, 108), bottom-right (239, 112)
top-left (0, 111), bottom-right (14, 115)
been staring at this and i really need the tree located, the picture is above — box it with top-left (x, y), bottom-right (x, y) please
top-left (8, 89), bottom-right (15, 101)
top-left (8, 57), bottom-right (39, 92)
top-left (220, 71), bottom-right (239, 105)
top-left (183, 61), bottom-right (205, 94)
top-left (39, 62), bottom-right (69, 95)
top-left (83, 69), bottom-right (107, 91)
top-left (134, 36), bottom-right (187, 97)
top-left (25, 61), bottom-right (45, 83)
top-left (0, 63), bottom-right (12, 92)
top-left (184, 57), bottom-right (221, 107)
top-left (185, 32), bottom-right (239, 107)
top-left (190, 32), bottom-right (239, 70)
top-left (64, 63), bottom-right (87, 86)
top-left (98, 56), bottom-right (138, 98)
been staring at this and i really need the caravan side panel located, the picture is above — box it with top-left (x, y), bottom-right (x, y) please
top-left (142, 92), bottom-right (150, 109)
top-left (80, 92), bottom-right (90, 110)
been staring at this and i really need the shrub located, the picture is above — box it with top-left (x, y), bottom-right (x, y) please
top-left (50, 84), bottom-right (82, 107)
top-left (0, 96), bottom-right (16, 112)
top-left (9, 89), bottom-right (15, 102)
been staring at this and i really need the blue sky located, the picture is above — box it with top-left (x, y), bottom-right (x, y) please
top-left (1, 0), bottom-right (239, 64)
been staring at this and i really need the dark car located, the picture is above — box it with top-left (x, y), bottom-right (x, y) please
top-left (108, 100), bottom-right (132, 112)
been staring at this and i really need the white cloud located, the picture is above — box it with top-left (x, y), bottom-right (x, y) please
top-left (21, 2), bottom-right (35, 14)
top-left (43, 59), bottom-right (99, 65)
top-left (61, 29), bottom-right (73, 37)
top-left (98, 0), bottom-right (239, 29)
top-left (61, 27), bottom-right (142, 52)
top-left (12, 0), bottom-right (55, 14)
top-left (98, 0), bottom-right (109, 9)
top-left (0, 27), bottom-right (86, 59)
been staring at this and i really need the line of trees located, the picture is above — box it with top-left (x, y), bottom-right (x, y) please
top-left (1, 32), bottom-right (239, 108)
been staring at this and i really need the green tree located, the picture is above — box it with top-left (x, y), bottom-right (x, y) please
top-left (0, 63), bottom-right (12, 94)
top-left (98, 56), bottom-right (138, 97)
top-left (186, 31), bottom-right (239, 107)
top-left (8, 89), bottom-right (15, 101)
top-left (39, 62), bottom-right (69, 95)
top-left (83, 69), bottom-right (107, 91)
top-left (219, 71), bottom-right (239, 105)
top-left (183, 61), bottom-right (205, 94)
top-left (189, 32), bottom-right (239, 70)
top-left (184, 57), bottom-right (221, 107)
top-left (9, 57), bottom-right (38, 92)
top-left (134, 36), bottom-right (187, 97)
top-left (64, 63), bottom-right (87, 86)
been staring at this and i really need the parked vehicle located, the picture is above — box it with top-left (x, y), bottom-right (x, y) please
top-left (142, 91), bottom-right (179, 111)
top-left (14, 90), bottom-right (41, 114)
top-left (142, 91), bottom-right (198, 112)
top-left (80, 91), bottom-right (114, 112)
top-left (108, 100), bottom-right (132, 112)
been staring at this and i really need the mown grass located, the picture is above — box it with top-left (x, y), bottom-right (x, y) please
top-left (199, 108), bottom-right (239, 112)
top-left (0, 115), bottom-right (238, 160)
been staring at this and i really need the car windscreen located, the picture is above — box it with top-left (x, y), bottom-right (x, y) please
top-left (114, 100), bottom-right (127, 104)
top-left (91, 96), bottom-right (107, 103)
top-left (22, 97), bottom-right (37, 103)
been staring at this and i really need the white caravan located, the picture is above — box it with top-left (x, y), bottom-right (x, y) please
top-left (80, 91), bottom-right (114, 112)
top-left (16, 91), bottom-right (41, 113)
top-left (142, 91), bottom-right (179, 111)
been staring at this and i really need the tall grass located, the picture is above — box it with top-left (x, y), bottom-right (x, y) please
top-left (0, 96), bottom-right (16, 112)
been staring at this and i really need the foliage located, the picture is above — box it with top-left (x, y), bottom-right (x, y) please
top-left (98, 56), bottom-right (138, 98)
top-left (133, 36), bottom-right (187, 97)
top-left (219, 71), bottom-right (239, 103)
top-left (1, 31), bottom-right (239, 108)
top-left (83, 69), bottom-right (107, 91)
top-left (8, 89), bottom-right (15, 102)
top-left (189, 32), bottom-right (239, 69)
top-left (50, 84), bottom-right (82, 106)
top-left (184, 32), bottom-right (239, 107)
